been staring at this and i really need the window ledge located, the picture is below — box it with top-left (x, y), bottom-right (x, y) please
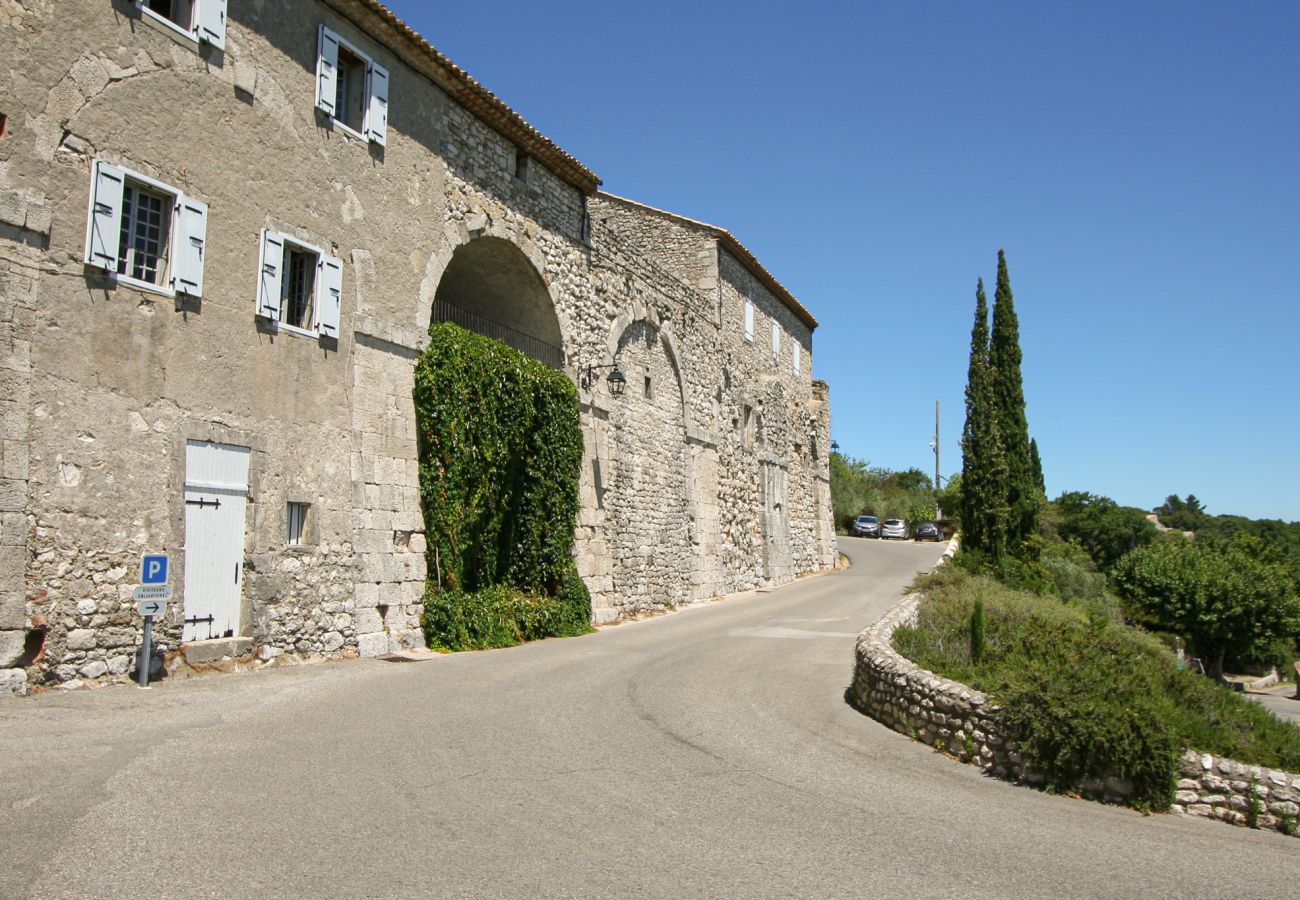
top-left (328, 117), bottom-right (369, 143)
top-left (114, 273), bottom-right (175, 300)
top-left (284, 544), bottom-right (318, 556)
top-left (272, 321), bottom-right (323, 341)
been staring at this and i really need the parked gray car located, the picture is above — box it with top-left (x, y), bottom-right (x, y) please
top-left (851, 515), bottom-right (880, 538)
top-left (912, 521), bottom-right (941, 542)
top-left (881, 518), bottom-right (907, 540)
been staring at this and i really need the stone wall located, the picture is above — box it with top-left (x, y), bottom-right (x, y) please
top-left (849, 546), bottom-right (1300, 837)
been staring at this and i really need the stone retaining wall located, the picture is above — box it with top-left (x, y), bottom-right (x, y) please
top-left (849, 552), bottom-right (1300, 837)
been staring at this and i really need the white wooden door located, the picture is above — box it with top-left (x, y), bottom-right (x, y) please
top-left (182, 440), bottom-right (251, 642)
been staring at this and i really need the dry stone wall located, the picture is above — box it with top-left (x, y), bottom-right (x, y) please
top-left (850, 547), bottom-right (1300, 837)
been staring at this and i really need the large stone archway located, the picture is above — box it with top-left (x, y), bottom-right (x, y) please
top-left (431, 236), bottom-right (564, 368)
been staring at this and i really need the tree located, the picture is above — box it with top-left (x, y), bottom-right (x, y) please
top-left (1155, 494), bottom-right (1208, 532)
top-left (1112, 536), bottom-right (1300, 679)
top-left (1029, 437), bottom-right (1045, 493)
top-left (1053, 491), bottom-right (1158, 572)
top-left (960, 278), bottom-right (1008, 560)
top-left (989, 249), bottom-right (1040, 551)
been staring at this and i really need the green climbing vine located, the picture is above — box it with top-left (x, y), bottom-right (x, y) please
top-left (414, 322), bottom-right (592, 650)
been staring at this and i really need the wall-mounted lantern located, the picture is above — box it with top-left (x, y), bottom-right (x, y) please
top-left (582, 363), bottom-right (626, 398)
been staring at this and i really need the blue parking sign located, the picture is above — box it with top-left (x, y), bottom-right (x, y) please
top-left (141, 554), bottom-right (169, 585)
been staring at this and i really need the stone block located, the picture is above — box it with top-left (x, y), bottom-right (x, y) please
top-left (66, 628), bottom-right (96, 650)
top-left (356, 631), bottom-right (388, 657)
top-left (0, 667), bottom-right (27, 697)
top-left (78, 659), bottom-right (108, 679)
top-left (0, 591), bottom-right (24, 629)
top-left (0, 630), bottom-right (25, 667)
top-left (182, 637), bottom-right (253, 664)
top-left (0, 191), bottom-right (27, 229)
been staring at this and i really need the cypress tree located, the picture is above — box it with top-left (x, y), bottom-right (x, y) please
top-left (1029, 437), bottom-right (1045, 494)
top-left (989, 249), bottom-right (1038, 552)
top-left (960, 278), bottom-right (1008, 560)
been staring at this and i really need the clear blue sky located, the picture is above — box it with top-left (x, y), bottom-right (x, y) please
top-left (388, 0), bottom-right (1300, 522)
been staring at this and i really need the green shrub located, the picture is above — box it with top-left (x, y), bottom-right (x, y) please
top-left (969, 598), bottom-right (986, 664)
top-left (422, 583), bottom-right (592, 652)
top-left (894, 565), bottom-right (1300, 809)
top-left (413, 323), bottom-right (591, 650)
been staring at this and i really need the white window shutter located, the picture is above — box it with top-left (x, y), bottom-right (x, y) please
top-left (772, 322), bottom-right (780, 358)
top-left (744, 299), bottom-right (754, 341)
top-left (366, 62), bottom-right (389, 146)
top-left (317, 254), bottom-right (343, 337)
top-left (194, 0), bottom-right (227, 49)
top-left (172, 196), bottom-right (208, 297)
top-left (316, 26), bottom-right (340, 116)
top-left (256, 230), bottom-right (284, 322)
top-left (85, 161), bottom-right (125, 270)
top-left (793, 342), bottom-right (801, 375)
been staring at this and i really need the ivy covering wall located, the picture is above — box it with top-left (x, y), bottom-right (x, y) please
top-left (414, 323), bottom-right (591, 649)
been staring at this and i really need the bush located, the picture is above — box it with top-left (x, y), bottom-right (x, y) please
top-left (422, 583), bottom-right (592, 652)
top-left (894, 565), bottom-right (1300, 809)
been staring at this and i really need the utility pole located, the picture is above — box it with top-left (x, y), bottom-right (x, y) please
top-left (930, 400), bottom-right (941, 518)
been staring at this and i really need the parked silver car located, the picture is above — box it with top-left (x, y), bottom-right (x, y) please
top-left (880, 518), bottom-right (907, 540)
top-left (851, 515), bottom-right (880, 538)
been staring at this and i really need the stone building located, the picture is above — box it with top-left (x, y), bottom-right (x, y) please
top-left (0, 0), bottom-right (834, 689)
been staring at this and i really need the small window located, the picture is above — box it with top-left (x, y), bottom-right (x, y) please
top-left (744, 299), bottom-right (754, 342)
top-left (514, 147), bottom-right (530, 183)
top-left (742, 405), bottom-right (753, 448)
top-left (811, 435), bottom-right (819, 460)
top-left (84, 160), bottom-right (208, 298)
top-left (255, 230), bottom-right (343, 339)
top-left (793, 342), bottom-right (802, 375)
top-left (137, 0), bottom-right (226, 48)
top-left (281, 244), bottom-right (318, 329)
top-left (771, 322), bottom-right (781, 359)
top-left (143, 0), bottom-right (194, 30)
top-left (316, 26), bottom-right (389, 146)
top-left (334, 44), bottom-right (367, 133)
top-left (643, 371), bottom-right (653, 400)
top-left (287, 502), bottom-right (310, 546)
top-left (118, 182), bottom-right (171, 286)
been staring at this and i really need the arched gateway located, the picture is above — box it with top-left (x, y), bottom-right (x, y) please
top-left (430, 236), bottom-right (565, 369)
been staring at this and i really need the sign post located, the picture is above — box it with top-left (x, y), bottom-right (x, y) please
top-left (136, 554), bottom-right (170, 688)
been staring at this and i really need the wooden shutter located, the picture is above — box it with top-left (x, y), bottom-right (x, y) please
top-left (256, 230), bottom-right (284, 321)
top-left (195, 0), bottom-right (227, 49)
top-left (366, 62), bottom-right (389, 146)
top-left (317, 253), bottom-right (343, 337)
top-left (771, 322), bottom-right (780, 358)
top-left (172, 196), bottom-right (208, 297)
top-left (316, 26), bottom-right (340, 116)
top-left (84, 161), bottom-right (125, 270)
top-left (744, 299), bottom-right (754, 341)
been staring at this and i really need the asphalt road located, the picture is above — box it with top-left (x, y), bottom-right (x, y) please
top-left (2, 537), bottom-right (1298, 898)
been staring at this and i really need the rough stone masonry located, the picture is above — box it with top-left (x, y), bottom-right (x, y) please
top-left (0, 0), bottom-right (835, 691)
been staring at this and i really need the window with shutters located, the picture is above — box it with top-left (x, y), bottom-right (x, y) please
top-left (793, 341), bottom-right (802, 375)
top-left (744, 298), bottom-right (755, 342)
top-left (771, 321), bottom-right (781, 360)
top-left (315, 26), bottom-right (389, 146)
top-left (254, 230), bottom-right (343, 341)
top-left (83, 160), bottom-right (208, 299)
top-left (136, 0), bottom-right (227, 49)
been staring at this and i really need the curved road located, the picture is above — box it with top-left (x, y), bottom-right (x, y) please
top-left (2, 538), bottom-right (1297, 897)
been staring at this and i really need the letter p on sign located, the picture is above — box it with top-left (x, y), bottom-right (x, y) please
top-left (142, 554), bottom-right (169, 585)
